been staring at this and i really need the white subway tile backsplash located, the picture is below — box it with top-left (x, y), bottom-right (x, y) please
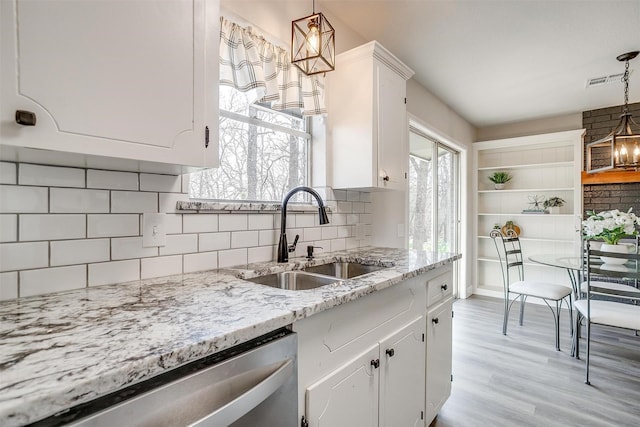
top-left (360, 214), bottom-right (373, 225)
top-left (259, 229), bottom-right (277, 246)
top-left (19, 164), bottom-right (85, 188)
top-left (164, 214), bottom-right (183, 234)
top-left (87, 170), bottom-right (138, 190)
top-left (199, 232), bottom-right (231, 251)
top-left (183, 251), bottom-right (217, 273)
top-left (218, 248), bottom-right (247, 268)
top-left (183, 214), bottom-right (218, 233)
top-left (321, 226), bottom-right (338, 240)
top-left (360, 192), bottom-right (371, 203)
top-left (303, 227), bottom-right (322, 241)
top-left (141, 255), bottom-right (182, 279)
top-left (0, 241), bottom-right (48, 272)
top-left (50, 188), bottom-right (109, 213)
top-left (219, 214), bottom-right (248, 231)
top-left (365, 203), bottom-right (374, 214)
top-left (248, 214), bottom-right (274, 230)
top-left (337, 226), bottom-right (352, 238)
top-left (88, 259), bottom-right (140, 287)
top-left (51, 239), bottom-right (110, 266)
top-left (88, 214), bottom-right (138, 238)
top-left (159, 193), bottom-right (189, 213)
top-left (346, 214), bottom-right (359, 225)
top-left (347, 190), bottom-right (360, 202)
top-left (112, 237), bottom-right (158, 260)
top-left (248, 246), bottom-right (273, 263)
top-left (331, 214), bottom-right (347, 226)
top-left (181, 174), bottom-right (190, 193)
top-left (337, 201), bottom-right (353, 213)
top-left (0, 185), bottom-right (48, 213)
top-left (111, 191), bottom-right (157, 213)
top-left (20, 214), bottom-right (86, 241)
top-left (295, 213), bottom-right (315, 227)
top-left (352, 202), bottom-right (365, 214)
top-left (159, 234), bottom-right (197, 256)
top-left (0, 271), bottom-right (18, 300)
top-left (140, 174), bottom-right (181, 193)
top-left (231, 230), bottom-right (259, 248)
top-left (333, 189), bottom-right (347, 201)
top-left (330, 239), bottom-right (346, 252)
top-left (0, 162), bottom-right (17, 184)
top-left (1, 214), bottom-right (17, 242)
top-left (345, 237), bottom-right (360, 249)
top-left (20, 265), bottom-right (86, 297)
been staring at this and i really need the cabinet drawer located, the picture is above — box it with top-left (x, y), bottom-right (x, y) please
top-left (427, 271), bottom-right (453, 307)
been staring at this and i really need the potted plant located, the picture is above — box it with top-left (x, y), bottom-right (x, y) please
top-left (543, 196), bottom-right (565, 214)
top-left (582, 208), bottom-right (640, 264)
top-left (488, 171), bottom-right (512, 190)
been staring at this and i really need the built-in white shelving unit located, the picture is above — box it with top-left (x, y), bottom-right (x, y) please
top-left (473, 129), bottom-right (585, 297)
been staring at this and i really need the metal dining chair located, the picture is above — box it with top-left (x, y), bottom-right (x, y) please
top-left (490, 229), bottom-right (573, 351)
top-left (574, 241), bottom-right (640, 384)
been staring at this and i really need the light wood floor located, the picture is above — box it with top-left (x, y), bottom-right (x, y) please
top-left (432, 296), bottom-right (640, 427)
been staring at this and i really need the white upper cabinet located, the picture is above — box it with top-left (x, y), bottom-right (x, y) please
top-left (0, 0), bottom-right (219, 172)
top-left (327, 41), bottom-right (414, 190)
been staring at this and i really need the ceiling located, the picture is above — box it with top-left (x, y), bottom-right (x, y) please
top-left (223, 1), bottom-right (640, 129)
top-left (317, 0), bottom-right (640, 128)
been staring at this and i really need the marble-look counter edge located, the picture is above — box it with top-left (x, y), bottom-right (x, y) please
top-left (0, 248), bottom-right (460, 426)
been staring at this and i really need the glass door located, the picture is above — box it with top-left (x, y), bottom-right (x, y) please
top-left (408, 127), bottom-right (460, 295)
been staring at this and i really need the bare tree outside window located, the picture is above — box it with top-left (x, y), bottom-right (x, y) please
top-left (190, 86), bottom-right (309, 202)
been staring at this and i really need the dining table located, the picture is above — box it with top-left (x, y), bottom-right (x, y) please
top-left (528, 254), bottom-right (583, 295)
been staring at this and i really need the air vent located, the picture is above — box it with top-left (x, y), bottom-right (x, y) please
top-left (586, 71), bottom-right (633, 88)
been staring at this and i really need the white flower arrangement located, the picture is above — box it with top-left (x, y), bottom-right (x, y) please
top-left (582, 208), bottom-right (640, 245)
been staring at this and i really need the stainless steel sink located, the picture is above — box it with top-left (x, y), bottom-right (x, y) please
top-left (246, 271), bottom-right (338, 290)
top-left (303, 262), bottom-right (385, 279)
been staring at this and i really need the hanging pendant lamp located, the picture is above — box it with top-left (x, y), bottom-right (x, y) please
top-left (291, 0), bottom-right (335, 76)
top-left (587, 51), bottom-right (640, 173)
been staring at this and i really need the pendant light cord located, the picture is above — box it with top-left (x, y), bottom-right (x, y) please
top-left (624, 59), bottom-right (630, 114)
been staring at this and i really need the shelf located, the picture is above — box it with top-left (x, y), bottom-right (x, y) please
top-left (477, 161), bottom-right (573, 171)
top-left (477, 236), bottom-right (574, 244)
top-left (477, 187), bottom-right (574, 193)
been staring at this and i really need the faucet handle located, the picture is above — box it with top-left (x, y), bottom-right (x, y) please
top-left (288, 234), bottom-right (299, 253)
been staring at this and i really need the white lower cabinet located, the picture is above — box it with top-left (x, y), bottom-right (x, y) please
top-left (305, 317), bottom-right (425, 427)
top-left (425, 299), bottom-right (453, 425)
top-left (296, 266), bottom-right (453, 427)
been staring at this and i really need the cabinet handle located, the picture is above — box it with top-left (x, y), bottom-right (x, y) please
top-left (432, 317), bottom-right (439, 325)
top-left (441, 283), bottom-right (448, 291)
top-left (385, 348), bottom-right (395, 357)
top-left (15, 110), bottom-right (36, 126)
top-left (371, 359), bottom-right (380, 369)
top-left (382, 175), bottom-right (390, 182)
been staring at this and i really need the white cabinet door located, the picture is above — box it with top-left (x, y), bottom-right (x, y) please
top-left (329, 41), bottom-right (413, 190)
top-left (0, 0), bottom-right (219, 170)
top-left (426, 299), bottom-right (453, 424)
top-left (375, 59), bottom-right (407, 190)
top-left (379, 316), bottom-right (425, 427)
top-left (306, 343), bottom-right (379, 427)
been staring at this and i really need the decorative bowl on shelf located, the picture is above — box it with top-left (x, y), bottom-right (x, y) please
top-left (501, 221), bottom-right (521, 236)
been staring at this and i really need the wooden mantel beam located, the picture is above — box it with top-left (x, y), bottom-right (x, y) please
top-left (581, 170), bottom-right (640, 185)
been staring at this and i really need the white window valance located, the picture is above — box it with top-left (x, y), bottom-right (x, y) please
top-left (219, 17), bottom-right (326, 116)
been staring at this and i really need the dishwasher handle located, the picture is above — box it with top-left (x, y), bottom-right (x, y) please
top-left (189, 358), bottom-right (294, 427)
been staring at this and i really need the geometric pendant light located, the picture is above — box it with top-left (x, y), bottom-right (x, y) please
top-left (291, 0), bottom-right (335, 76)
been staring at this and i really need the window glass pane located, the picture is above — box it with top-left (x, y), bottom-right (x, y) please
top-left (189, 86), bottom-right (308, 202)
top-left (408, 132), bottom-right (434, 251)
top-left (437, 146), bottom-right (457, 253)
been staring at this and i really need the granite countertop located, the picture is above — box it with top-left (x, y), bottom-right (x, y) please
top-left (0, 247), bottom-right (461, 426)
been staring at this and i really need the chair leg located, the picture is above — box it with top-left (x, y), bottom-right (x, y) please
top-left (554, 300), bottom-right (561, 351)
top-left (585, 318), bottom-right (591, 385)
top-left (503, 294), bottom-right (509, 335)
top-left (574, 312), bottom-right (580, 359)
top-left (519, 295), bottom-right (526, 326)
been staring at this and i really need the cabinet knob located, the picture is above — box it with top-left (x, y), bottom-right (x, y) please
top-left (385, 348), bottom-right (395, 357)
top-left (441, 283), bottom-right (448, 291)
top-left (371, 359), bottom-right (380, 369)
top-left (382, 175), bottom-right (390, 182)
top-left (15, 110), bottom-right (36, 126)
top-left (432, 317), bottom-right (439, 325)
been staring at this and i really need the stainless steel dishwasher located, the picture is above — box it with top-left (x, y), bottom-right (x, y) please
top-left (31, 329), bottom-right (297, 427)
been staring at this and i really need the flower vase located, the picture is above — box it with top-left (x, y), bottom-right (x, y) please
top-left (548, 207), bottom-right (559, 214)
top-left (494, 183), bottom-right (505, 190)
top-left (599, 243), bottom-right (633, 265)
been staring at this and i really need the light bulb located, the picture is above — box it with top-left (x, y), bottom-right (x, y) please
top-left (614, 148), bottom-right (620, 164)
top-left (633, 142), bottom-right (640, 163)
top-left (620, 144), bottom-right (628, 163)
top-left (306, 20), bottom-right (319, 54)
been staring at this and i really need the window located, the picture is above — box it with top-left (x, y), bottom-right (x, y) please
top-left (189, 86), bottom-right (311, 202)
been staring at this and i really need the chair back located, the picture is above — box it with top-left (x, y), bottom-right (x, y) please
top-left (585, 240), bottom-right (640, 302)
top-left (490, 229), bottom-right (525, 296)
